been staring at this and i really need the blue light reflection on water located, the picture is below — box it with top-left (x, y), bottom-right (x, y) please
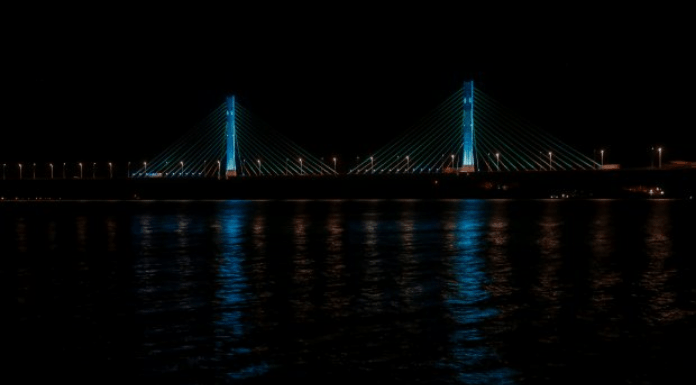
top-left (6, 199), bottom-right (696, 384)
top-left (214, 201), bottom-right (270, 380)
top-left (447, 200), bottom-right (516, 384)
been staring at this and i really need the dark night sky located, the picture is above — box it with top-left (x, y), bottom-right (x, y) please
top-left (2, 5), bottom-right (693, 168)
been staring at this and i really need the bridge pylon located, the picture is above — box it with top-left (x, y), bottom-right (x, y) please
top-left (225, 95), bottom-right (238, 178)
top-left (460, 80), bottom-right (476, 172)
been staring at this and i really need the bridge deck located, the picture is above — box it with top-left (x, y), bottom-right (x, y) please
top-left (1, 169), bottom-right (694, 200)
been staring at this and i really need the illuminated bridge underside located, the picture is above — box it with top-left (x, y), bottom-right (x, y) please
top-left (349, 85), bottom-right (598, 174)
top-left (132, 99), bottom-right (336, 178)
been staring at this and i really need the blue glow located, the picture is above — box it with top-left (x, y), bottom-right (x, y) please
top-left (447, 200), bottom-right (516, 383)
top-left (462, 81), bottom-right (475, 167)
top-left (226, 96), bottom-right (237, 174)
top-left (215, 201), bottom-right (269, 379)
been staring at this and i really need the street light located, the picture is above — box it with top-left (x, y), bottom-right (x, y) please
top-left (108, 162), bottom-right (112, 179)
top-left (600, 150), bottom-right (604, 168)
top-left (333, 157), bottom-right (337, 172)
top-left (658, 147), bottom-right (662, 169)
top-left (78, 163), bottom-right (83, 179)
top-left (406, 155), bottom-right (409, 172)
top-left (92, 162), bottom-right (96, 179)
top-left (548, 152), bottom-right (553, 171)
top-left (180, 161), bottom-right (184, 175)
top-left (32, 163), bottom-right (36, 179)
top-left (257, 159), bottom-right (261, 175)
top-left (49, 163), bottom-right (54, 179)
top-left (144, 161), bottom-right (147, 175)
top-left (18, 163), bottom-right (22, 180)
top-left (299, 158), bottom-right (303, 174)
top-left (217, 160), bottom-right (221, 179)
top-left (63, 163), bottom-right (66, 179)
top-left (496, 153), bottom-right (500, 171)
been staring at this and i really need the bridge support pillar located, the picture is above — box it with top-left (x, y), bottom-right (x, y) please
top-left (462, 80), bottom-right (475, 171)
top-left (226, 96), bottom-right (238, 177)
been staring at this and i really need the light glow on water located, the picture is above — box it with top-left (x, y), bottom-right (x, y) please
top-left (6, 199), bottom-right (696, 384)
top-left (448, 200), bottom-right (516, 383)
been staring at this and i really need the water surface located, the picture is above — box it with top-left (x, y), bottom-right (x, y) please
top-left (6, 199), bottom-right (696, 384)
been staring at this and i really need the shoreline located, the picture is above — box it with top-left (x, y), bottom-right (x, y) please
top-left (1, 169), bottom-right (694, 201)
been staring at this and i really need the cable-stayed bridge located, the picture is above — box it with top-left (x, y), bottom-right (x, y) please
top-left (131, 96), bottom-right (337, 178)
top-left (130, 81), bottom-right (598, 179)
top-left (349, 81), bottom-right (597, 174)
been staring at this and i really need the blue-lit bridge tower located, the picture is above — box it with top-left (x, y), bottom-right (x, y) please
top-left (461, 80), bottom-right (475, 172)
top-left (226, 96), bottom-right (237, 177)
top-left (348, 78), bottom-right (598, 175)
top-left (134, 93), bottom-right (337, 178)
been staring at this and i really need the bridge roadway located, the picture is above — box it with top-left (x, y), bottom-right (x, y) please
top-left (1, 169), bottom-right (695, 200)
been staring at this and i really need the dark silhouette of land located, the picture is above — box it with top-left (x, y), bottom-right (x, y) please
top-left (1, 169), bottom-right (694, 200)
